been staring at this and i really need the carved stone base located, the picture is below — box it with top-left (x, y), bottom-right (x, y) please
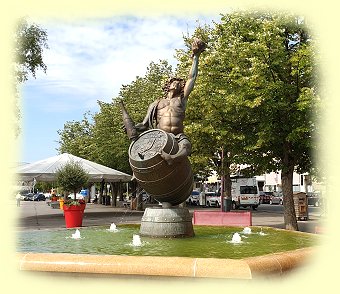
top-left (140, 207), bottom-right (194, 238)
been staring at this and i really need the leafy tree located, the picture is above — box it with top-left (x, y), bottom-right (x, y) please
top-left (35, 181), bottom-right (54, 193)
top-left (90, 100), bottom-right (131, 173)
top-left (180, 11), bottom-right (319, 230)
top-left (13, 18), bottom-right (48, 136)
top-left (14, 18), bottom-right (48, 83)
top-left (57, 112), bottom-right (95, 159)
top-left (119, 60), bottom-right (174, 121)
top-left (56, 160), bottom-right (89, 201)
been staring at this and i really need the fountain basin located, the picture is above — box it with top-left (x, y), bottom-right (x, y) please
top-left (17, 247), bottom-right (314, 279)
top-left (16, 225), bottom-right (318, 279)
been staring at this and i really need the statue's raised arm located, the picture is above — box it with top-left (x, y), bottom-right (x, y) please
top-left (183, 38), bottom-right (207, 100)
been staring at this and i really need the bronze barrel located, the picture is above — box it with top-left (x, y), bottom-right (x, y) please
top-left (129, 129), bottom-right (193, 206)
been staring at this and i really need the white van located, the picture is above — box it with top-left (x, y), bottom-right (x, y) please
top-left (231, 177), bottom-right (259, 210)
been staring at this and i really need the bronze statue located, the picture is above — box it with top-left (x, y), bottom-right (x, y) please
top-left (133, 38), bottom-right (206, 165)
top-left (121, 38), bottom-right (206, 237)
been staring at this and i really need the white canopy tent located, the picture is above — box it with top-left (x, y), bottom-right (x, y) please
top-left (16, 153), bottom-right (132, 183)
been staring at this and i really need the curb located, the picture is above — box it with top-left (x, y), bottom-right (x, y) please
top-left (244, 247), bottom-right (314, 277)
top-left (17, 247), bottom-right (313, 279)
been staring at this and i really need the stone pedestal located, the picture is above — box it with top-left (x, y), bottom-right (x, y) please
top-left (140, 207), bottom-right (194, 238)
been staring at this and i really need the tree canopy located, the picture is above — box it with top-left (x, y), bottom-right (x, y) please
top-left (182, 11), bottom-right (319, 230)
top-left (13, 18), bottom-right (48, 136)
top-left (179, 12), bottom-right (318, 177)
top-left (14, 18), bottom-right (49, 84)
top-left (56, 160), bottom-right (89, 200)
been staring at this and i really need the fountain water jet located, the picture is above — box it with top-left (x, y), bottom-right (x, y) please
top-left (71, 229), bottom-right (81, 239)
top-left (108, 223), bottom-right (118, 232)
top-left (132, 234), bottom-right (142, 247)
top-left (259, 227), bottom-right (267, 236)
top-left (242, 227), bottom-right (252, 234)
top-left (231, 232), bottom-right (242, 243)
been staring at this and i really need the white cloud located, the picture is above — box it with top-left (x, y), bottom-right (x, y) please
top-left (24, 15), bottom-right (213, 113)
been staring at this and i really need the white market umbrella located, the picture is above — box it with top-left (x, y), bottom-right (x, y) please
top-left (16, 153), bottom-right (132, 183)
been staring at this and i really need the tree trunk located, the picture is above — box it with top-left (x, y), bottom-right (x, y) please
top-left (99, 179), bottom-right (104, 204)
top-left (87, 183), bottom-right (92, 203)
top-left (111, 182), bottom-right (117, 207)
top-left (222, 150), bottom-right (232, 212)
top-left (103, 182), bottom-right (108, 205)
top-left (118, 181), bottom-right (124, 201)
top-left (281, 166), bottom-right (298, 231)
top-left (224, 162), bottom-right (232, 199)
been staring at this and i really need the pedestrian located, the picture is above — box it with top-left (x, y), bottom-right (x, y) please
top-left (16, 192), bottom-right (21, 207)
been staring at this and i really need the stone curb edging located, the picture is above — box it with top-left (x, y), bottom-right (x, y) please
top-left (17, 247), bottom-right (313, 279)
top-left (244, 247), bottom-right (314, 277)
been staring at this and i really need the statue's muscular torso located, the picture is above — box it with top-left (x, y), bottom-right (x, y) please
top-left (156, 96), bottom-right (186, 135)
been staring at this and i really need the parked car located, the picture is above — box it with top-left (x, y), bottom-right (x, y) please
top-left (23, 193), bottom-right (34, 201)
top-left (270, 192), bottom-right (283, 205)
top-left (307, 192), bottom-right (323, 207)
top-left (186, 190), bottom-right (200, 206)
top-left (33, 193), bottom-right (46, 201)
top-left (259, 192), bottom-right (272, 204)
top-left (19, 192), bottom-right (29, 201)
top-left (205, 191), bottom-right (220, 207)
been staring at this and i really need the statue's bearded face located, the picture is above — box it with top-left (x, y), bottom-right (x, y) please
top-left (169, 80), bottom-right (181, 93)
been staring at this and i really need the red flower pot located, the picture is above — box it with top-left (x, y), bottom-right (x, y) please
top-left (63, 203), bottom-right (86, 228)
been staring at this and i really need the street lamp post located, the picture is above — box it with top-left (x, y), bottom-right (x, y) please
top-left (221, 149), bottom-right (224, 212)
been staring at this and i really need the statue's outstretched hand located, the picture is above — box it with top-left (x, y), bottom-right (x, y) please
top-left (192, 38), bottom-right (207, 56)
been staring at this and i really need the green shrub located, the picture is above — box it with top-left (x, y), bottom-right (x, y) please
top-left (56, 160), bottom-right (89, 200)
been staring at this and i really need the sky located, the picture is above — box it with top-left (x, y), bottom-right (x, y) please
top-left (18, 14), bottom-right (220, 163)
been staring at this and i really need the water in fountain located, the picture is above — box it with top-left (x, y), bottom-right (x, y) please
top-left (18, 225), bottom-right (317, 258)
top-left (71, 229), bottom-right (81, 239)
top-left (108, 223), bottom-right (118, 232)
top-left (132, 234), bottom-right (142, 247)
top-left (259, 227), bottom-right (267, 236)
top-left (231, 232), bottom-right (242, 243)
top-left (242, 227), bottom-right (252, 234)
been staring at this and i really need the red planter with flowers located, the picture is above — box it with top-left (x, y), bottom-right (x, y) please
top-left (63, 200), bottom-right (86, 228)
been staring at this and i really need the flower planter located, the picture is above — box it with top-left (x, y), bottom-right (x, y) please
top-left (63, 203), bottom-right (86, 228)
